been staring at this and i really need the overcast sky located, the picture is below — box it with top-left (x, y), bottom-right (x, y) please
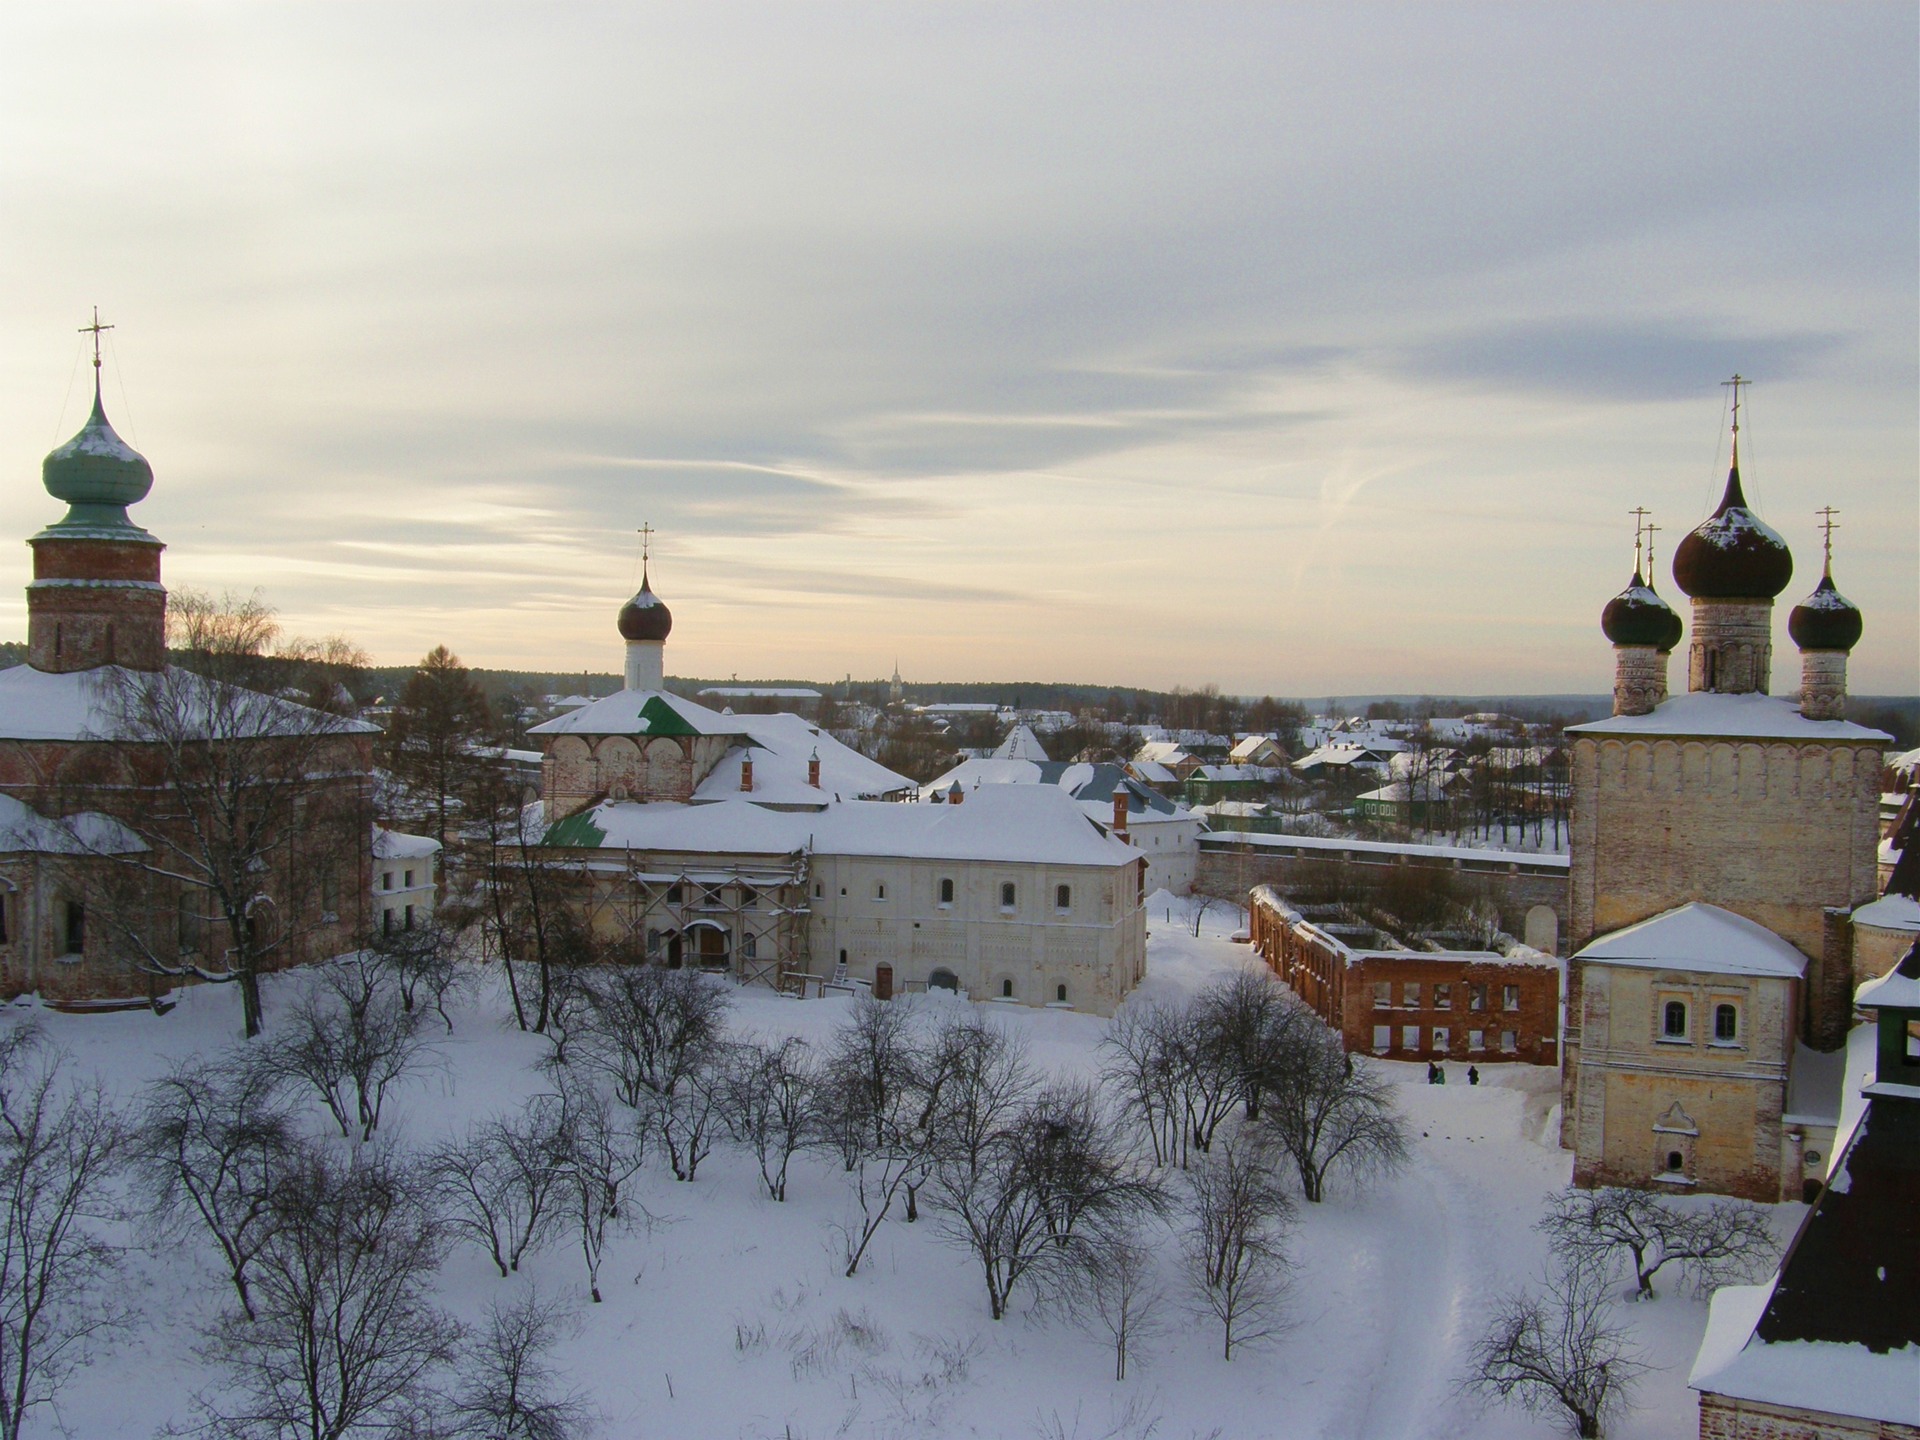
top-left (2, 4), bottom-right (1914, 696)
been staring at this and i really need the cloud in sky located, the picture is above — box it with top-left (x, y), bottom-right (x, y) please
top-left (0, 2), bottom-right (1912, 695)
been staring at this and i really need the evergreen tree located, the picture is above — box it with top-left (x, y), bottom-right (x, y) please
top-left (384, 646), bottom-right (491, 849)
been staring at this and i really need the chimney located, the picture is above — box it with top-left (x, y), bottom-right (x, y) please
top-left (1112, 789), bottom-right (1130, 840)
top-left (808, 750), bottom-right (821, 788)
top-left (740, 756), bottom-right (753, 792)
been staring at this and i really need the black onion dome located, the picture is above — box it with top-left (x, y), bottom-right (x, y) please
top-left (1672, 465), bottom-right (1794, 599)
top-left (1601, 571), bottom-right (1684, 651)
top-left (617, 568), bottom-right (672, 642)
top-left (1788, 571), bottom-right (1863, 653)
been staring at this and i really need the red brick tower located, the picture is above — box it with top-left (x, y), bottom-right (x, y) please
top-left (28, 331), bottom-right (165, 674)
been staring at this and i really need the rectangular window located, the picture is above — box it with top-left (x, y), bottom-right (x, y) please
top-left (1431, 1027), bottom-right (1449, 1052)
top-left (1502, 985), bottom-right (1520, 1012)
top-left (668, 884), bottom-right (684, 904)
top-left (1000, 883), bottom-right (1016, 910)
top-left (647, 929), bottom-right (663, 956)
top-left (382, 908), bottom-right (395, 935)
top-left (404, 869), bottom-right (415, 888)
top-left (813, 882), bottom-right (822, 899)
top-left (1434, 983), bottom-right (1451, 1010)
top-left (63, 901), bottom-right (84, 955)
top-left (939, 878), bottom-right (955, 906)
top-left (1372, 1025), bottom-right (1392, 1053)
top-left (403, 904), bottom-right (415, 931)
top-left (741, 886), bottom-right (757, 909)
top-left (383, 871), bottom-right (395, 891)
top-left (1499, 1029), bottom-right (1517, 1052)
top-left (1469, 984), bottom-right (1487, 1011)
top-left (1468, 1028), bottom-right (1484, 1051)
top-left (1055, 884), bottom-right (1071, 911)
top-left (0, 893), bottom-right (8, 945)
top-left (743, 933), bottom-right (758, 959)
top-left (1402, 982), bottom-right (1420, 1009)
top-left (1402, 1025), bottom-right (1420, 1050)
top-left (1372, 981), bottom-right (1391, 1010)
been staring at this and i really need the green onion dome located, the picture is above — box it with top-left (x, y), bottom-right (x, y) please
top-left (43, 383), bottom-right (153, 518)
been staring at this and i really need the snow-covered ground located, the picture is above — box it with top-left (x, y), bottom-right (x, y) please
top-left (20, 897), bottom-right (1796, 1440)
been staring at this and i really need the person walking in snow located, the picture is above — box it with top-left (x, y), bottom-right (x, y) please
top-left (1434, 1064), bottom-right (1446, 1084)
top-left (1425, 1061), bottom-right (1439, 1084)
top-left (1468, 1065), bottom-right (1480, 1086)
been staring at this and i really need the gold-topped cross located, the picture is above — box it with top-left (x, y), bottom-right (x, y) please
top-left (1629, 506), bottom-right (1651, 573)
top-left (1816, 506), bottom-right (1839, 570)
top-left (79, 306), bottom-right (113, 370)
top-left (1722, 373), bottom-right (1748, 459)
top-left (1644, 522), bottom-right (1662, 576)
top-left (638, 522), bottom-right (653, 563)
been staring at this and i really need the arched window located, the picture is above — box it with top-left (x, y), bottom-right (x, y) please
top-left (1001, 978), bottom-right (1013, 998)
top-left (1055, 884), bottom-right (1071, 911)
top-left (1714, 1004), bottom-right (1738, 1042)
top-left (1662, 1000), bottom-right (1689, 1039)
top-left (939, 878), bottom-right (954, 906)
top-left (999, 883), bottom-right (1016, 910)
top-left (1055, 983), bottom-right (1067, 1003)
top-left (1666, 1151), bottom-right (1685, 1172)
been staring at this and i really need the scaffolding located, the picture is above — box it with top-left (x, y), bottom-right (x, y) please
top-left (589, 846), bottom-right (814, 993)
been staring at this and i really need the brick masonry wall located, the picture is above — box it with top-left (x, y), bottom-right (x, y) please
top-left (1699, 1391), bottom-right (1920, 1440)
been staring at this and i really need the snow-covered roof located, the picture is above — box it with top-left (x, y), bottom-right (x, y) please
top-left (0, 793), bottom-right (145, 855)
top-left (992, 724), bottom-right (1050, 762)
top-left (1569, 692), bottom-right (1890, 743)
top-left (1199, 828), bottom-right (1570, 870)
top-left (918, 759), bottom-right (1181, 818)
top-left (1887, 746), bottom-right (1920, 778)
top-left (1855, 945), bottom-right (1920, 1010)
top-left (696, 686), bottom-right (823, 700)
top-left (1853, 893), bottom-right (1920, 934)
top-left (372, 826), bottom-right (442, 860)
top-left (1128, 759), bottom-right (1179, 785)
top-left (0, 664), bottom-right (379, 742)
top-left (1572, 902), bottom-right (1807, 978)
top-left (694, 712), bottom-right (913, 805)
top-left (528, 687), bottom-right (748, 739)
top-left (1690, 1282), bottom-right (1919, 1427)
top-left (545, 784), bottom-right (1140, 868)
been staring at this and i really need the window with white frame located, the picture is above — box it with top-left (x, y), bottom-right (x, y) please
top-left (1373, 1025), bottom-right (1392, 1053)
top-left (1712, 1003), bottom-right (1739, 1044)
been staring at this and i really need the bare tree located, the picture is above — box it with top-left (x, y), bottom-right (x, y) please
top-left (197, 1145), bottom-right (461, 1440)
top-left (82, 589), bottom-right (375, 1040)
top-left (1064, 1231), bottom-right (1168, 1382)
top-left (552, 1078), bottom-right (646, 1304)
top-left (1101, 1004), bottom-right (1181, 1167)
top-left (917, 1013), bottom-right (1035, 1219)
top-left (573, 964), bottom-right (732, 1181)
top-left (937, 1082), bottom-right (1165, 1321)
top-left (132, 1052), bottom-right (298, 1320)
top-left (380, 645), bottom-right (493, 852)
top-left (363, 915), bottom-right (469, 1033)
top-left (431, 1095), bottom-right (570, 1279)
top-left (820, 999), bottom-right (933, 1275)
top-left (1463, 1257), bottom-right (1647, 1438)
top-left (270, 959), bottom-right (432, 1141)
top-left (447, 1288), bottom-right (593, 1440)
top-left (1537, 1188), bottom-right (1779, 1301)
top-left (475, 768), bottom-right (585, 1038)
top-left (1259, 1026), bottom-right (1406, 1202)
top-left (1191, 969), bottom-right (1313, 1123)
top-left (1181, 1134), bottom-right (1293, 1359)
top-left (719, 1037), bottom-right (820, 1202)
top-left (0, 1026), bottom-right (130, 1440)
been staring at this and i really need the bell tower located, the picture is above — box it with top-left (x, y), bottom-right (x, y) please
top-left (27, 312), bottom-right (167, 673)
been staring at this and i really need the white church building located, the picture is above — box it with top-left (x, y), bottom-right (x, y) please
top-left (529, 560), bottom-right (1148, 1013)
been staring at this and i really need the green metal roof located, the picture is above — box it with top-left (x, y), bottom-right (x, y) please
top-left (541, 808), bottom-right (608, 848)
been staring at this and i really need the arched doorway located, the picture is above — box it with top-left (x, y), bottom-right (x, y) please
top-left (928, 968), bottom-right (959, 992)
top-left (686, 920), bottom-right (731, 972)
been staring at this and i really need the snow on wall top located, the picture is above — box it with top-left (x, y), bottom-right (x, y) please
top-left (1572, 902), bottom-right (1807, 978)
top-left (1569, 691), bottom-right (1889, 743)
top-left (1199, 828), bottom-right (1570, 870)
top-left (0, 793), bottom-right (145, 855)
